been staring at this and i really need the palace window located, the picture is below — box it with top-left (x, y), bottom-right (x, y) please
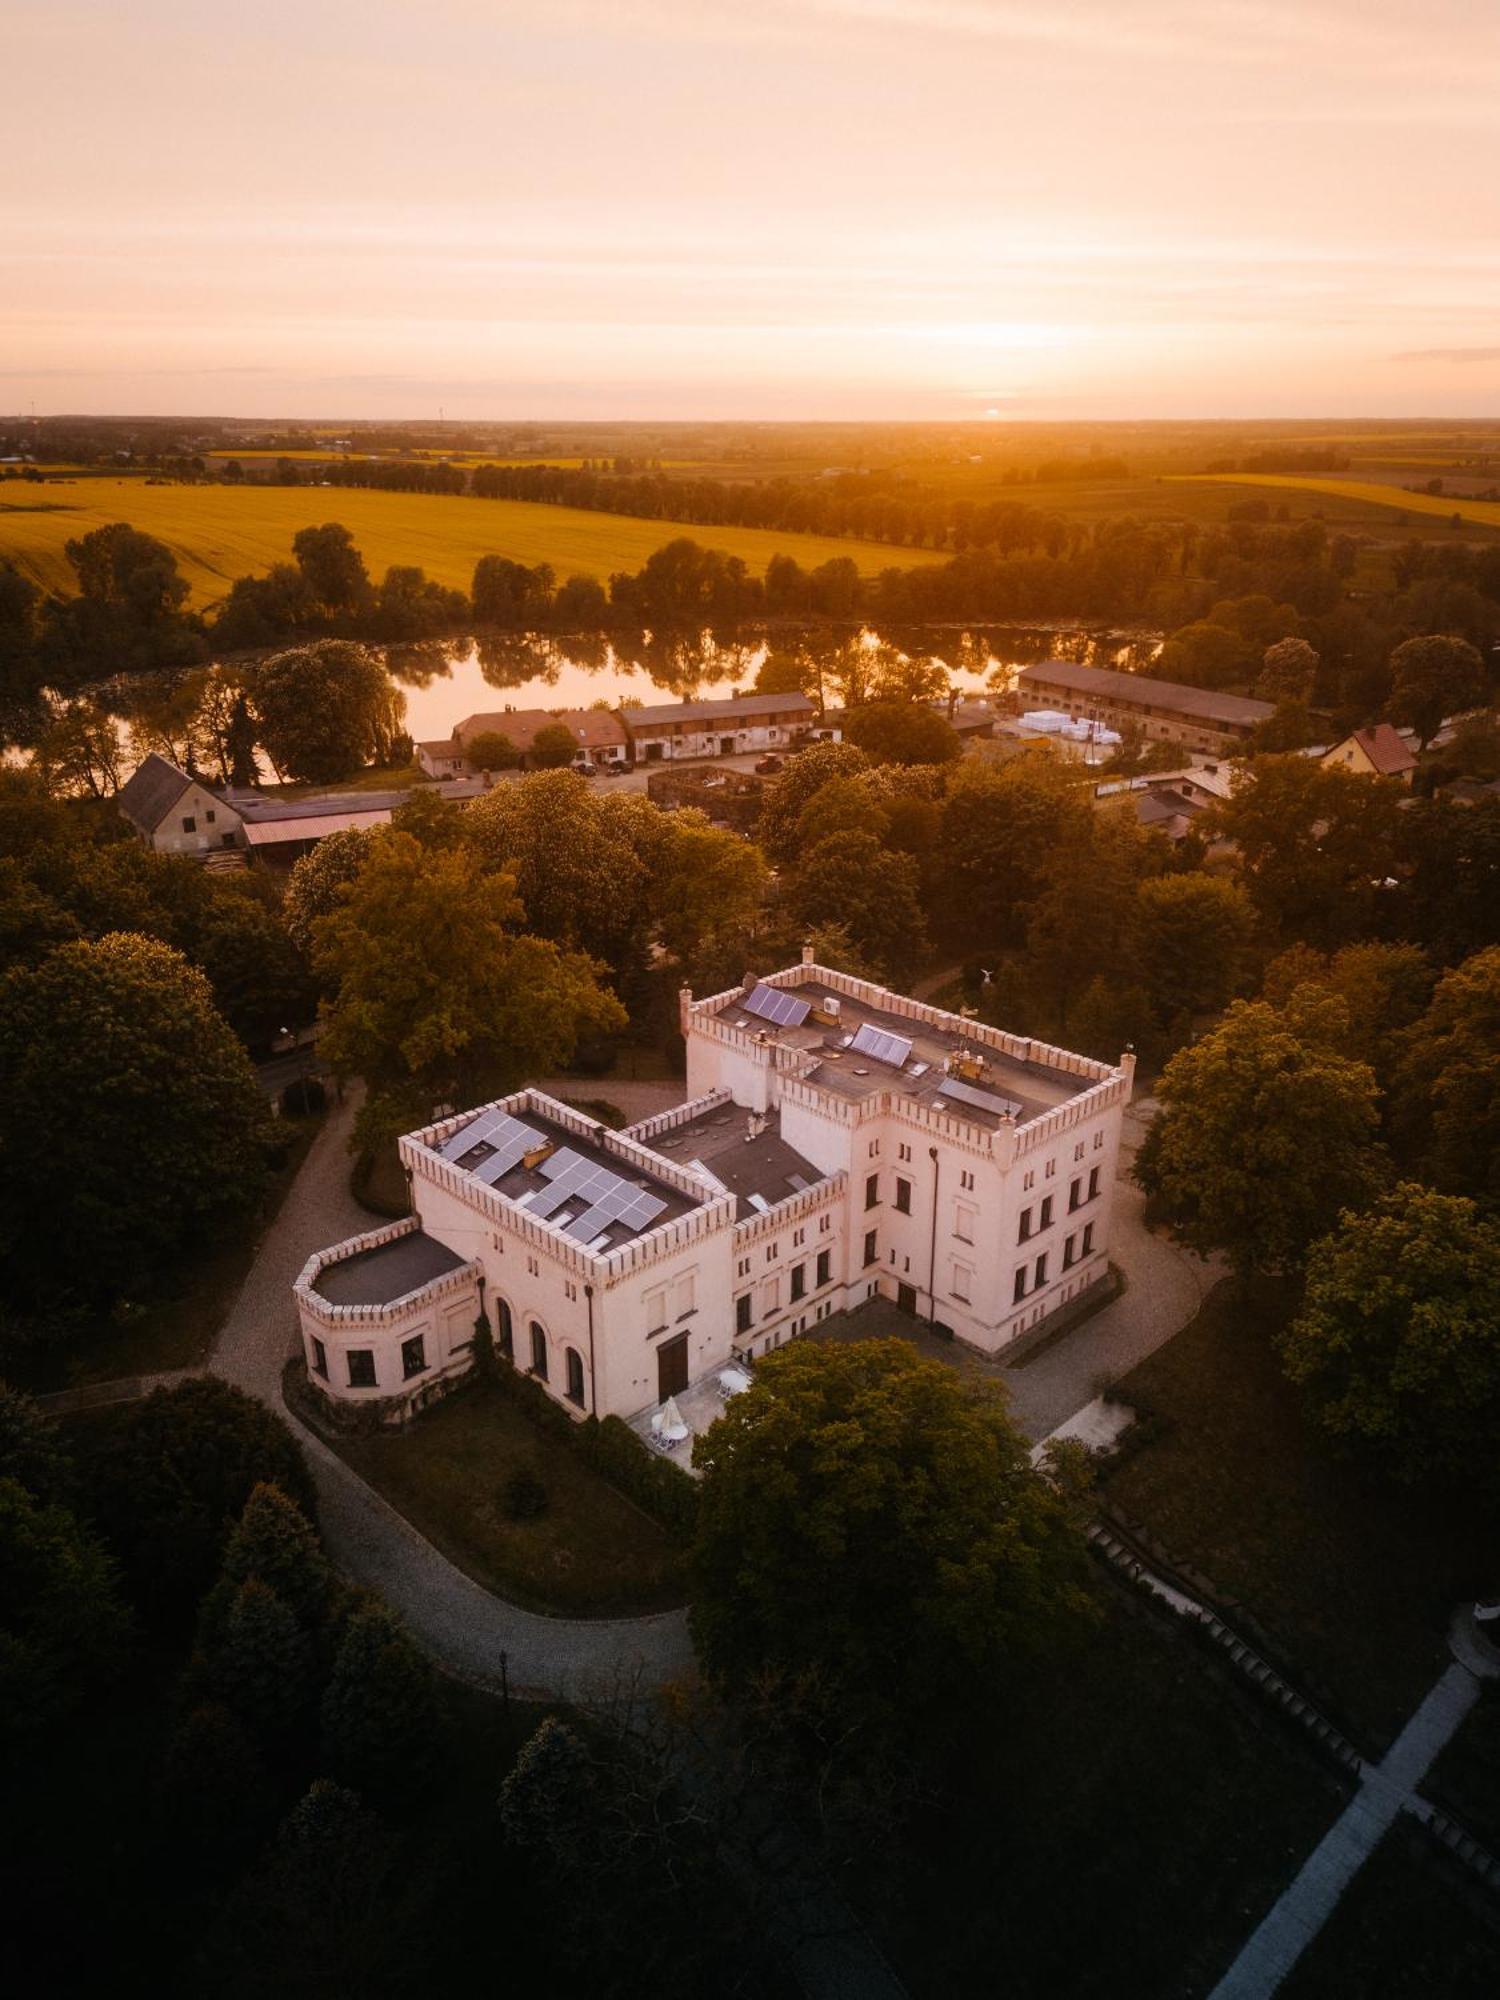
top-left (347, 1349), bottom-right (376, 1389)
top-left (565, 1348), bottom-right (586, 1407)
top-left (863, 1230), bottom-right (878, 1267)
top-left (895, 1176), bottom-right (912, 1215)
top-left (865, 1173), bottom-right (879, 1209)
top-left (401, 1334), bottom-right (427, 1380)
top-left (530, 1321), bottom-right (548, 1380)
top-left (816, 1248), bottom-right (832, 1287)
top-left (310, 1336), bottom-right (328, 1379)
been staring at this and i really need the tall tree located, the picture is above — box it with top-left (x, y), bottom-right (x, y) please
top-left (1135, 872), bottom-right (1256, 1020)
top-left (1135, 992), bottom-right (1385, 1282)
top-left (840, 701), bottom-right (961, 766)
top-left (1258, 635), bottom-right (1320, 704)
top-left (0, 1476), bottom-right (129, 1755)
top-left (935, 749), bottom-right (1091, 948)
top-left (291, 523), bottom-right (372, 617)
top-left (1387, 634), bottom-right (1487, 750)
top-left (314, 830), bottom-right (625, 1135)
top-left (281, 826), bottom-right (376, 956)
top-left (320, 1602), bottom-right (439, 1806)
top-left (90, 1379), bottom-right (314, 1622)
top-left (1278, 1184), bottom-right (1500, 1494)
top-left (1390, 946), bottom-right (1500, 1201)
top-left (786, 828), bottom-right (927, 982)
top-left (1207, 757), bottom-right (1403, 947)
top-left (692, 1339), bottom-right (1090, 1746)
top-left (250, 641), bottom-right (404, 784)
top-left (757, 740), bottom-right (871, 866)
top-left (0, 935), bottom-right (272, 1303)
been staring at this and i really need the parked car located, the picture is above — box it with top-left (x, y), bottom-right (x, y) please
top-left (755, 754), bottom-right (783, 775)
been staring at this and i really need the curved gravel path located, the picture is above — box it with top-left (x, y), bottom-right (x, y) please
top-left (209, 1091), bottom-right (695, 1700)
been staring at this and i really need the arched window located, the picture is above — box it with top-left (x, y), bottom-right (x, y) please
top-left (495, 1296), bottom-right (513, 1357)
top-left (565, 1347), bottom-right (585, 1407)
top-left (530, 1320), bottom-right (548, 1380)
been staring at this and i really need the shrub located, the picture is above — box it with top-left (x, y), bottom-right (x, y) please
top-left (501, 1468), bottom-right (549, 1520)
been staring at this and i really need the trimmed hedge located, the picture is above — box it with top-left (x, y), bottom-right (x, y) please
top-left (492, 1360), bottom-right (699, 1542)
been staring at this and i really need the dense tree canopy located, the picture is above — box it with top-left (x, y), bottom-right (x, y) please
top-left (1208, 758), bottom-right (1403, 948)
top-left (1135, 992), bottom-right (1385, 1280)
top-left (691, 1338), bottom-right (1091, 1743)
top-left (1390, 946), bottom-right (1500, 1204)
top-left (0, 934), bottom-right (272, 1301)
top-left (1387, 634), bottom-right (1487, 749)
top-left (313, 829), bottom-right (626, 1133)
top-left (90, 1378), bottom-right (315, 1622)
top-left (250, 641), bottom-right (405, 784)
top-left (1278, 1184), bottom-right (1500, 1494)
top-left (840, 700), bottom-right (961, 766)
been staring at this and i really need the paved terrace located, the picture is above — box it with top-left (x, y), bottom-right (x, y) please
top-left (711, 975), bottom-right (1092, 1130)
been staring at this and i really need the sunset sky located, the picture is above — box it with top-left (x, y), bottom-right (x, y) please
top-left (7, 0), bottom-right (1498, 419)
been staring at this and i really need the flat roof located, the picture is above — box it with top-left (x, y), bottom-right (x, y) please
top-left (647, 1104), bottom-right (828, 1220)
top-left (1017, 660), bottom-right (1274, 727)
top-left (426, 1105), bottom-right (705, 1249)
top-left (711, 978), bottom-right (1093, 1130)
top-left (314, 1230), bottom-right (466, 1307)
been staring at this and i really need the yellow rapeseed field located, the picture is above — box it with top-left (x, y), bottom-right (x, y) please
top-left (1172, 473), bottom-right (1500, 531)
top-left (0, 478), bottom-right (938, 609)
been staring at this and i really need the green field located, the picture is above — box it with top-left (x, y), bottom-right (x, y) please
top-left (1173, 473), bottom-right (1500, 531)
top-left (0, 476), bottom-right (939, 610)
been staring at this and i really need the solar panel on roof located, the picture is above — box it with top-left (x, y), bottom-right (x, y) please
top-left (936, 1077), bottom-right (1023, 1120)
top-left (438, 1106), bottom-right (533, 1162)
top-left (850, 1021), bottom-right (913, 1068)
top-left (471, 1118), bottom-right (545, 1185)
top-left (742, 983), bottom-right (811, 1030)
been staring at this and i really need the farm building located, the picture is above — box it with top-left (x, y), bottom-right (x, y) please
top-left (1016, 661), bottom-right (1274, 756)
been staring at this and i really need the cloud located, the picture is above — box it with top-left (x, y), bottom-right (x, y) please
top-left (1395, 346), bottom-right (1500, 364)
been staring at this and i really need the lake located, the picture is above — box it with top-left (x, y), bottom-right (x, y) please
top-left (385, 623), bottom-right (1162, 744)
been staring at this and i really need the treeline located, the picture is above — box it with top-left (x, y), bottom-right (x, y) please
top-left (7, 502), bottom-right (1500, 752)
top-left (0, 1378), bottom-right (770, 1995)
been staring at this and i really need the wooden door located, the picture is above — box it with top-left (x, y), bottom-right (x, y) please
top-left (657, 1333), bottom-right (689, 1401)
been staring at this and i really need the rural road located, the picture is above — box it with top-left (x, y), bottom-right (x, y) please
top-left (210, 1081), bottom-right (1213, 1698)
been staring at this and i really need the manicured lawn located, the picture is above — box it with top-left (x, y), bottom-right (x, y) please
top-left (1279, 1827), bottom-right (1500, 1997)
top-left (1103, 1281), bottom-right (1499, 1749)
top-left (336, 1383), bottom-right (688, 1617)
top-left (0, 477), bottom-right (938, 609)
top-left (873, 1583), bottom-right (1347, 1999)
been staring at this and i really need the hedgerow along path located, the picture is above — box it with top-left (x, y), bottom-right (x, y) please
top-left (0, 477), bottom-right (944, 612)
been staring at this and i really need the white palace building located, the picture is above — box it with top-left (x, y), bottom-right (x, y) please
top-left (294, 955), bottom-right (1133, 1436)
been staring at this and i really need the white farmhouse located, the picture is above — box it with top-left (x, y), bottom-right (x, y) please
top-left (293, 955), bottom-right (1131, 1430)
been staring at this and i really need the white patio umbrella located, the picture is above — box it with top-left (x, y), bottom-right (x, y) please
top-left (657, 1395), bottom-right (690, 1442)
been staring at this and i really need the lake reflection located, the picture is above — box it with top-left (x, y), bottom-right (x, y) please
top-left (388, 623), bottom-right (1160, 744)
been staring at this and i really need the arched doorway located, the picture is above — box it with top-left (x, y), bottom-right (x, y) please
top-left (565, 1347), bottom-right (586, 1407)
top-left (529, 1320), bottom-right (548, 1380)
